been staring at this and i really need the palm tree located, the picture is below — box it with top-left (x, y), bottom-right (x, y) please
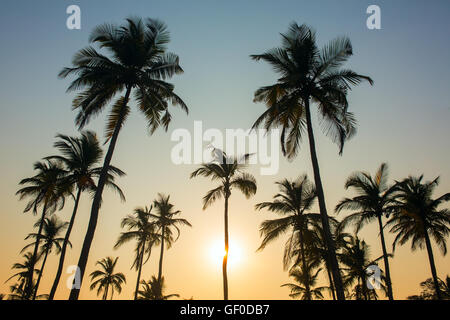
top-left (339, 235), bottom-right (387, 300)
top-left (281, 261), bottom-right (326, 300)
top-left (408, 275), bottom-right (450, 300)
top-left (150, 194), bottom-right (191, 286)
top-left (191, 150), bottom-right (257, 300)
top-left (16, 159), bottom-right (67, 299)
top-left (250, 23), bottom-right (373, 299)
top-left (114, 206), bottom-right (160, 299)
top-left (21, 216), bottom-right (68, 298)
top-left (89, 257), bottom-right (126, 300)
top-left (5, 252), bottom-right (41, 300)
top-left (46, 131), bottom-right (125, 300)
top-left (386, 175), bottom-right (450, 300)
top-left (60, 17), bottom-right (188, 300)
top-left (137, 276), bottom-right (179, 300)
top-left (335, 163), bottom-right (395, 300)
top-left (255, 175), bottom-right (320, 296)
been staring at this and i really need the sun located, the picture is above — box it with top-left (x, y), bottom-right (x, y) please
top-left (208, 239), bottom-right (242, 269)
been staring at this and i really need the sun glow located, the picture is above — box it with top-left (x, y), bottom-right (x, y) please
top-left (209, 239), bottom-right (243, 269)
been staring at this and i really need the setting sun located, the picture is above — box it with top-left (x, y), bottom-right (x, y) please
top-left (209, 239), bottom-right (243, 269)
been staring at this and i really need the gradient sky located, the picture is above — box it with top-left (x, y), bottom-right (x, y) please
top-left (0, 0), bottom-right (449, 300)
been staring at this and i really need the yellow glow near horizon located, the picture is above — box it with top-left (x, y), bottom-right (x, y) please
top-left (209, 239), bottom-right (242, 269)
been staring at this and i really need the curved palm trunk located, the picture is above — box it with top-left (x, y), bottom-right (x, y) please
top-left (48, 187), bottom-right (82, 300)
top-left (158, 227), bottom-right (166, 285)
top-left (376, 214), bottom-right (394, 300)
top-left (134, 240), bottom-right (146, 300)
top-left (304, 100), bottom-right (345, 300)
top-left (223, 193), bottom-right (229, 300)
top-left (69, 86), bottom-right (131, 300)
top-left (28, 202), bottom-right (47, 300)
top-left (33, 249), bottom-right (50, 299)
top-left (423, 223), bottom-right (442, 300)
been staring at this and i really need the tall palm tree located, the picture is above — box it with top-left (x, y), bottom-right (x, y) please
top-left (16, 159), bottom-right (67, 299)
top-left (281, 262), bottom-right (326, 300)
top-left (339, 235), bottom-right (387, 300)
top-left (255, 175), bottom-right (320, 296)
top-left (21, 216), bottom-right (68, 298)
top-left (150, 194), bottom-right (191, 286)
top-left (335, 163), bottom-right (395, 300)
top-left (47, 131), bottom-right (125, 300)
top-left (89, 257), bottom-right (126, 300)
top-left (137, 276), bottom-right (179, 300)
top-left (114, 206), bottom-right (160, 300)
top-left (387, 175), bottom-right (450, 300)
top-left (5, 252), bottom-right (41, 300)
top-left (250, 23), bottom-right (373, 299)
top-left (191, 150), bottom-right (257, 300)
top-left (60, 17), bottom-right (188, 300)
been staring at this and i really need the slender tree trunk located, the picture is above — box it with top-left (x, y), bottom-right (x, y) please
top-left (102, 285), bottom-right (109, 300)
top-left (325, 261), bottom-right (336, 300)
top-left (48, 188), bottom-right (82, 300)
top-left (377, 214), bottom-right (394, 300)
top-left (304, 99), bottom-right (345, 300)
top-left (134, 240), bottom-right (146, 300)
top-left (298, 227), bottom-right (311, 300)
top-left (69, 86), bottom-right (131, 300)
top-left (223, 192), bottom-right (229, 300)
top-left (33, 249), bottom-right (50, 299)
top-left (158, 227), bottom-right (166, 285)
top-left (28, 202), bottom-right (47, 300)
top-left (423, 223), bottom-right (442, 300)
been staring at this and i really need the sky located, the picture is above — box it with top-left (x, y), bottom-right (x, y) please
top-left (0, 0), bottom-right (449, 300)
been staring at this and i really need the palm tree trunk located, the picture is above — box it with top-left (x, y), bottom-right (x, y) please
top-left (48, 187), bottom-right (82, 300)
top-left (102, 285), bottom-right (109, 300)
top-left (158, 227), bottom-right (165, 285)
top-left (423, 223), bottom-right (442, 300)
top-left (376, 214), bottom-right (394, 300)
top-left (134, 240), bottom-right (146, 300)
top-left (33, 249), bottom-right (50, 299)
top-left (28, 202), bottom-right (47, 300)
top-left (298, 228), bottom-right (311, 300)
top-left (304, 99), bottom-right (345, 300)
top-left (69, 86), bottom-right (131, 300)
top-left (223, 192), bottom-right (229, 300)
top-left (325, 261), bottom-right (336, 300)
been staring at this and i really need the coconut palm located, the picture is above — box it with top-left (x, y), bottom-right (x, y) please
top-left (47, 131), bottom-right (125, 300)
top-left (89, 256), bottom-right (126, 300)
top-left (150, 194), bottom-right (191, 286)
top-left (408, 275), bottom-right (450, 300)
top-left (114, 206), bottom-right (160, 299)
top-left (255, 175), bottom-right (320, 296)
top-left (5, 252), bottom-right (41, 300)
top-left (16, 159), bottom-right (67, 299)
top-left (335, 163), bottom-right (395, 300)
top-left (137, 276), bottom-right (179, 300)
top-left (191, 150), bottom-right (257, 300)
top-left (339, 235), bottom-right (387, 300)
top-left (21, 216), bottom-right (68, 298)
top-left (386, 175), bottom-right (450, 300)
top-left (60, 17), bottom-right (187, 299)
top-left (251, 23), bottom-right (373, 299)
top-left (281, 262), bottom-right (326, 300)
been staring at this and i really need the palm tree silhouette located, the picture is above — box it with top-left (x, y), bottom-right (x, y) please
top-left (137, 276), bottom-right (179, 300)
top-left (16, 160), bottom-right (67, 299)
top-left (191, 150), bottom-right (257, 300)
top-left (5, 252), bottom-right (41, 300)
top-left (338, 235), bottom-right (387, 300)
top-left (47, 131), bottom-right (125, 300)
top-left (59, 17), bottom-right (188, 300)
top-left (89, 256), bottom-right (126, 300)
top-left (114, 206), bottom-right (160, 300)
top-left (255, 175), bottom-right (320, 297)
top-left (250, 23), bottom-right (373, 299)
top-left (335, 163), bottom-right (395, 300)
top-left (408, 275), bottom-right (450, 300)
top-left (281, 261), bottom-right (326, 300)
top-left (151, 194), bottom-right (191, 286)
top-left (21, 216), bottom-right (68, 298)
top-left (387, 175), bottom-right (450, 300)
